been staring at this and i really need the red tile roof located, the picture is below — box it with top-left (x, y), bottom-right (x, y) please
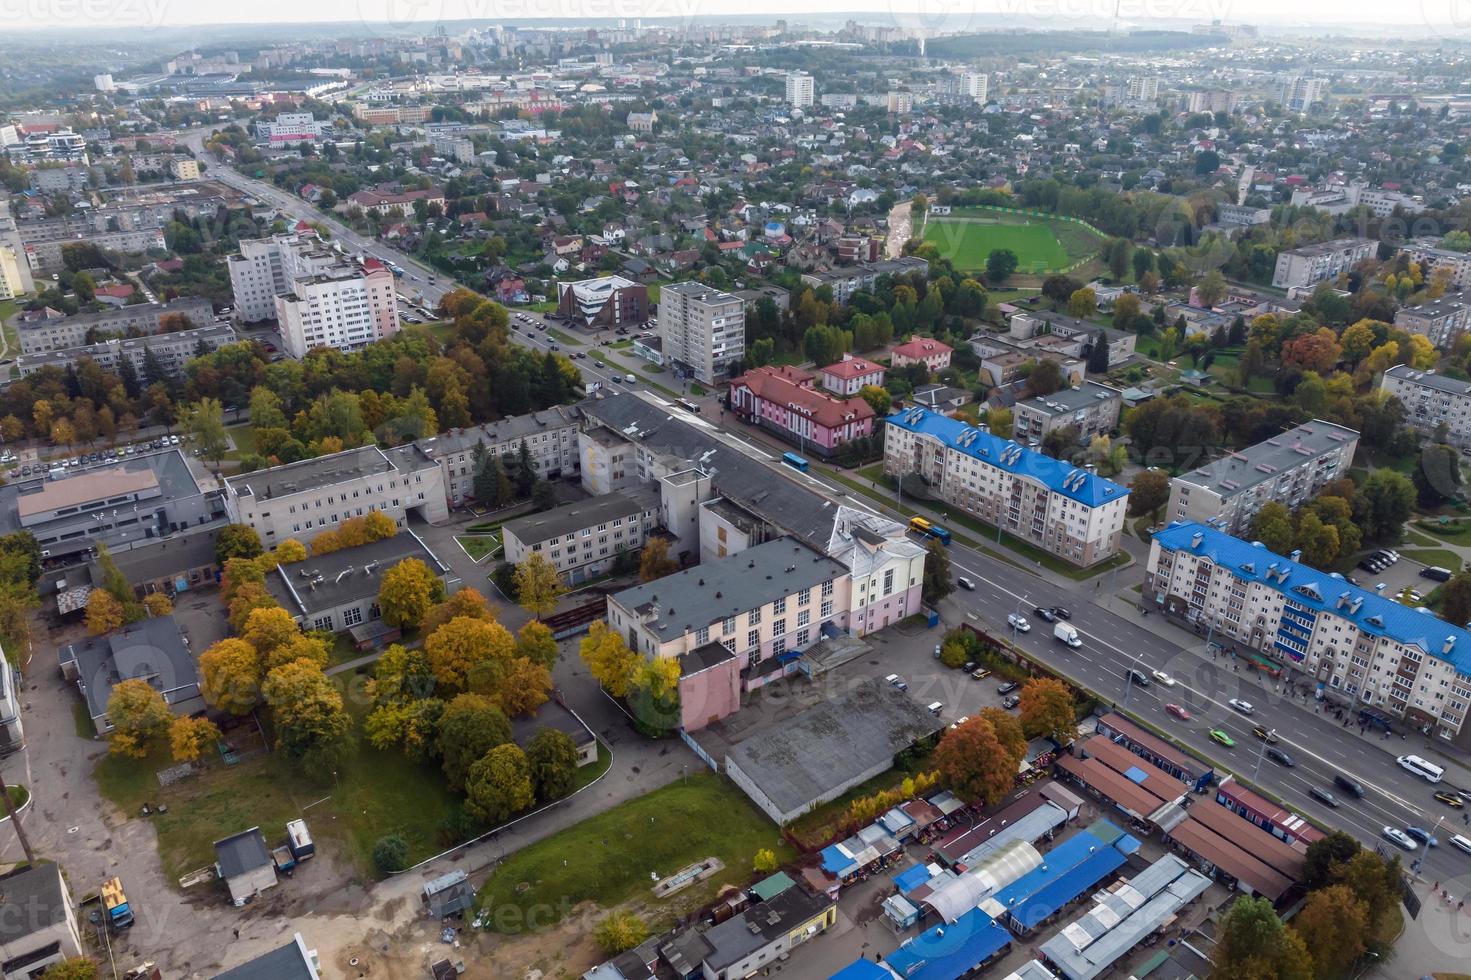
top-left (732, 367), bottom-right (874, 429)
top-left (892, 337), bottom-right (953, 360)
top-left (820, 356), bottom-right (885, 381)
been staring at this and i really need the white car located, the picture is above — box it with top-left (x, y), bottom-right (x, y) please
top-left (1381, 826), bottom-right (1417, 851)
top-left (1151, 670), bottom-right (1177, 686)
top-left (1228, 698), bottom-right (1255, 715)
top-left (1007, 613), bottom-right (1031, 633)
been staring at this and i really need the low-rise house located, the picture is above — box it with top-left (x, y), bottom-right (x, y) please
top-left (890, 336), bottom-right (953, 372)
top-left (58, 614), bottom-right (203, 735)
top-left (0, 863), bottom-right (84, 978)
top-left (88, 526), bottom-right (221, 598)
top-left (911, 384), bottom-right (974, 411)
top-left (1008, 311), bottom-right (1136, 368)
top-left (502, 489), bottom-right (660, 584)
top-left (215, 828), bottom-right (278, 906)
top-left (512, 698), bottom-right (599, 767)
top-left (213, 933), bottom-right (322, 979)
top-left (817, 353), bottom-right (886, 396)
top-left (688, 886), bottom-right (836, 980)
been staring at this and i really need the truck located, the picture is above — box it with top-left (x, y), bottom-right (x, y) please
top-left (1054, 622), bottom-right (1081, 647)
top-left (102, 877), bottom-right (134, 930)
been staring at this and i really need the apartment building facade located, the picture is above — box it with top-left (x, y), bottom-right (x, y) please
top-left (1394, 296), bottom-right (1470, 350)
top-left (555, 275), bottom-right (648, 327)
top-left (502, 488), bottom-right (659, 584)
top-left (785, 72), bottom-right (815, 108)
top-left (223, 445), bottom-right (448, 546)
top-left (1271, 238), bottom-right (1376, 291)
top-left (16, 322), bottom-right (235, 380)
top-left (1381, 365), bottom-right (1471, 445)
top-left (1149, 523), bottom-right (1471, 748)
top-left (799, 256), bottom-right (930, 307)
top-left (890, 336), bottom-right (954, 373)
top-left (817, 353), bottom-right (886, 396)
top-left (728, 365), bottom-right (875, 457)
top-left (658, 281), bottom-right (745, 384)
top-left (1164, 420), bottom-right (1359, 535)
top-left (1400, 240), bottom-right (1471, 290)
top-left (0, 242), bottom-right (25, 301)
top-left (415, 406), bottom-right (581, 506)
top-left (1012, 381), bottom-right (1123, 446)
top-left (16, 297), bottom-right (213, 354)
top-left (884, 407), bottom-right (1129, 566)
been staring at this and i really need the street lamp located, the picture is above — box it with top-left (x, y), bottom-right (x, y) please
top-left (1251, 731), bottom-right (1272, 783)
top-left (1011, 595), bottom-right (1030, 646)
top-left (1121, 649), bottom-right (1148, 714)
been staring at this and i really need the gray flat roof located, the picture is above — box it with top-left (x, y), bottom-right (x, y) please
top-left (510, 698), bottom-right (596, 749)
top-left (266, 531), bottom-right (450, 617)
top-left (722, 679), bottom-right (942, 817)
top-left (16, 322), bottom-right (236, 371)
top-left (1396, 296), bottom-right (1468, 319)
top-left (502, 488), bottom-right (658, 547)
top-left (1385, 364), bottom-right (1471, 396)
top-left (611, 536), bottom-right (846, 642)
top-left (57, 614), bottom-right (199, 720)
top-left (415, 405), bottom-right (581, 458)
top-left (0, 448), bottom-right (202, 538)
top-left (1014, 381), bottom-right (1122, 417)
top-left (93, 524), bottom-right (223, 583)
top-left (16, 295), bottom-right (211, 332)
top-left (703, 887), bottom-right (832, 971)
top-left (214, 827), bottom-right (271, 879)
top-left (226, 445), bottom-right (403, 500)
top-left (213, 936), bottom-right (318, 980)
top-left (1172, 419), bottom-right (1358, 498)
top-left (1282, 237), bottom-right (1374, 257)
top-left (0, 863), bottom-right (69, 942)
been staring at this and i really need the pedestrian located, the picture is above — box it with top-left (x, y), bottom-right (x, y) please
top-left (1435, 881), bottom-right (1440, 891)
top-left (233, 928), bottom-right (240, 939)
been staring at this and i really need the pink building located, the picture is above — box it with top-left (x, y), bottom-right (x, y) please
top-left (729, 365), bottom-right (876, 457)
top-left (818, 353), bottom-right (887, 396)
top-left (891, 336), bottom-right (954, 373)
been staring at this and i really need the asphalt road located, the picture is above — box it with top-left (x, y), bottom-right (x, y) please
top-left (190, 133), bottom-right (1471, 882)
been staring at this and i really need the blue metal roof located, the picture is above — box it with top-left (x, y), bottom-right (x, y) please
top-left (986, 831), bottom-right (1108, 909)
top-left (1154, 522), bottom-right (1471, 675)
top-left (884, 907), bottom-right (1012, 980)
top-left (828, 960), bottom-right (895, 980)
top-left (990, 835), bottom-right (1133, 937)
top-left (885, 407), bottom-right (1129, 507)
top-left (893, 862), bottom-right (932, 895)
top-left (821, 844), bottom-right (857, 876)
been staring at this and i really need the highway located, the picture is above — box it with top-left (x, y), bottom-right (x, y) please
top-left (187, 131), bottom-right (1471, 883)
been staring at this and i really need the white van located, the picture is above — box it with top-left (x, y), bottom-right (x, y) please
top-left (926, 701), bottom-right (943, 715)
top-left (1396, 754), bottom-right (1445, 783)
top-left (1451, 834), bottom-right (1471, 856)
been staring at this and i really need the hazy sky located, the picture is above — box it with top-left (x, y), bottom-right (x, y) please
top-left (8, 0), bottom-right (1439, 30)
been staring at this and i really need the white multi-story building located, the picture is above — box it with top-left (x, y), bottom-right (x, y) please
top-left (1165, 420), bottom-right (1359, 536)
top-left (254, 112), bottom-right (330, 145)
top-left (415, 406), bottom-right (581, 505)
top-left (658, 282), bottom-right (745, 385)
top-left (1149, 523), bottom-right (1471, 748)
top-left (1281, 75), bottom-right (1327, 112)
top-left (1271, 238), bottom-right (1376, 291)
top-left (16, 297), bottom-right (213, 354)
top-left (223, 444), bottom-right (447, 547)
top-left (1395, 297), bottom-right (1470, 350)
top-left (228, 235), bottom-right (397, 356)
top-left (1401, 240), bottom-right (1471, 290)
top-left (1185, 89), bottom-right (1233, 113)
top-left (1127, 76), bottom-right (1160, 101)
top-left (0, 242), bottom-right (27, 300)
top-left (1381, 365), bottom-right (1471, 445)
top-left (884, 407), bottom-right (1130, 566)
top-left (785, 72), bottom-right (815, 109)
top-left (961, 72), bottom-right (988, 103)
top-left (503, 488), bottom-right (659, 584)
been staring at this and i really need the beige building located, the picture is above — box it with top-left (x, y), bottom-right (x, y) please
top-left (0, 242), bottom-right (25, 300)
top-left (1149, 523), bottom-right (1471, 748)
top-left (1394, 297), bottom-right (1469, 350)
top-left (416, 406), bottom-right (581, 506)
top-left (170, 157), bottom-right (201, 180)
top-left (1382, 365), bottom-right (1471, 445)
top-left (16, 297), bottom-right (213, 354)
top-left (1165, 420), bottom-right (1359, 535)
top-left (1012, 381), bottom-right (1123, 447)
top-left (502, 488), bottom-right (659, 584)
top-left (1271, 238), bottom-right (1375, 291)
top-left (223, 445), bottom-right (447, 547)
top-left (658, 282), bottom-right (745, 385)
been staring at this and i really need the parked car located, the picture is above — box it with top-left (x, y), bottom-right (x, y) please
top-left (1228, 698), bottom-right (1255, 715)
top-left (971, 667), bottom-right (991, 680)
top-left (885, 674), bottom-right (907, 691)
top-left (1209, 729), bottom-right (1235, 747)
top-left (1381, 826), bottom-right (1417, 850)
top-left (1165, 703), bottom-right (1191, 720)
top-left (996, 681), bottom-right (1019, 696)
top-left (1422, 566), bottom-right (1454, 582)
top-left (1001, 695), bottom-right (1020, 710)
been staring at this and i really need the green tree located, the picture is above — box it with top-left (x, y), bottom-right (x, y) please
top-left (1128, 470), bottom-right (1170, 517)
top-left (921, 538), bottom-right (953, 605)
top-left (579, 621), bottom-right (639, 697)
top-left (215, 524), bottom-right (263, 565)
top-left (516, 620), bottom-right (560, 670)
top-left (514, 553), bottom-right (567, 617)
top-left (372, 834), bottom-right (409, 873)
top-left (106, 678), bottom-right (173, 757)
top-left (594, 910), bottom-right (650, 955)
top-left (39, 961), bottom-right (98, 980)
top-left (985, 248), bottom-right (1019, 284)
top-left (1291, 884), bottom-right (1368, 978)
top-left (1249, 501), bottom-right (1295, 555)
top-left (753, 848), bottom-right (779, 873)
top-left (465, 743), bottom-right (534, 824)
top-left (1066, 287), bottom-right (1097, 319)
top-left (261, 659), bottom-right (353, 767)
top-left (180, 397), bottom-right (230, 464)
top-left (436, 693), bottom-right (512, 791)
top-left (525, 728), bottom-right (580, 801)
top-left (1212, 896), bottom-right (1312, 980)
top-left (1303, 830), bottom-right (1361, 889)
top-left (1360, 470), bottom-right (1415, 540)
top-left (1442, 572), bottom-right (1471, 628)
top-left (378, 558), bottom-right (438, 629)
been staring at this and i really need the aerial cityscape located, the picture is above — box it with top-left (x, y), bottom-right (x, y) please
top-left (1, 6), bottom-right (1470, 980)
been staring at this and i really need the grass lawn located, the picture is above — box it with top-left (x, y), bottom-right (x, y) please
top-left (1416, 518), bottom-right (1471, 544)
top-left (476, 773), bottom-right (793, 933)
top-left (610, 339), bottom-right (633, 349)
top-left (573, 741), bottom-right (612, 793)
top-left (1400, 548), bottom-right (1464, 571)
top-left (456, 533), bottom-right (502, 563)
top-left (546, 328), bottom-right (582, 346)
top-left (924, 217), bottom-right (1071, 274)
top-left (225, 424), bottom-right (256, 457)
top-left (1404, 528), bottom-right (1442, 548)
top-left (0, 299), bottom-right (19, 357)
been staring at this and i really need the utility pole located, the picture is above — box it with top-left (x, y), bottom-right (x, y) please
top-left (0, 767), bottom-right (35, 865)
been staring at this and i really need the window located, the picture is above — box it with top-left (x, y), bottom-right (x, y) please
top-left (821, 600), bottom-right (833, 618)
top-left (343, 607), bottom-right (363, 627)
top-left (774, 596), bottom-right (787, 614)
top-left (747, 628), bottom-right (760, 649)
top-left (796, 627), bottom-right (809, 647)
top-left (797, 610), bottom-right (810, 628)
top-left (773, 620), bottom-right (786, 638)
top-left (883, 569), bottom-right (895, 596)
top-left (313, 615), bottom-right (333, 631)
top-left (723, 616), bottom-right (736, 635)
top-left (696, 626), bottom-right (710, 645)
top-left (821, 580), bottom-right (834, 598)
top-left (748, 609), bottom-right (762, 626)
top-left (773, 636), bottom-right (786, 655)
top-left (798, 589), bottom-right (811, 606)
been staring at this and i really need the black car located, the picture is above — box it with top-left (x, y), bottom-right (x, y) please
top-left (1034, 606), bottom-right (1057, 623)
top-left (1266, 746), bottom-right (1295, 767)
top-left (1309, 787), bottom-right (1339, 808)
top-left (996, 681), bottom-right (1019, 696)
top-left (1126, 668), bottom-right (1150, 687)
top-left (1334, 774), bottom-right (1366, 798)
top-left (1052, 607), bottom-right (1072, 620)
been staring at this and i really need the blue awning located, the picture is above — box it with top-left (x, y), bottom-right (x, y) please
top-left (821, 844), bottom-right (857, 876)
top-left (828, 960), bottom-right (894, 980)
top-left (885, 907), bottom-right (1012, 980)
top-left (893, 862), bottom-right (931, 895)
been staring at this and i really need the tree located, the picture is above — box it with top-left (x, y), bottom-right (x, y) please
top-left (516, 620), bottom-right (559, 670)
top-left (526, 728), bottom-right (580, 801)
top-left (1291, 884), bottom-right (1368, 978)
top-left (437, 693), bottom-right (512, 790)
top-left (465, 743), bottom-right (534, 824)
top-left (858, 384), bottom-right (892, 416)
top-left (985, 407), bottom-right (1013, 439)
top-left (242, 605), bottom-right (302, 661)
top-left (1281, 328), bottom-right (1343, 374)
top-left (39, 962), bottom-right (98, 980)
top-left (985, 248), bottom-right (1019, 284)
top-left (143, 592), bottom-right (173, 617)
top-left (372, 834), bottom-right (409, 874)
top-left (1087, 334), bottom-right (1110, 374)
top-left (753, 848), bottom-right (779, 873)
top-left (580, 620), bottom-right (639, 697)
top-left (933, 715), bottom-right (1021, 806)
top-left (1027, 358), bottom-right (1064, 397)
top-left (215, 524), bottom-right (263, 565)
top-left (423, 587), bottom-right (494, 634)
top-left (1303, 830), bottom-right (1361, 890)
top-left (1195, 269), bottom-right (1227, 308)
top-left (425, 615), bottom-right (517, 692)
top-left (106, 679), bottom-right (173, 757)
top-left (1213, 896), bottom-right (1312, 980)
top-left (1249, 501), bottom-right (1295, 556)
top-left (594, 910), bottom-right (650, 956)
top-left (638, 538), bottom-right (679, 582)
top-left (1442, 572), bottom-right (1471, 627)
top-left (261, 659), bottom-right (353, 765)
top-left (980, 707), bottom-right (1027, 762)
top-left (1066, 287), bottom-right (1097, 319)
top-left (199, 638), bottom-right (263, 714)
top-left (513, 553), bottom-right (567, 617)
top-left (169, 715), bottom-right (222, 762)
top-left (1018, 677), bottom-right (1076, 742)
top-left (1111, 293), bottom-right (1141, 330)
top-left (921, 538), bottom-right (953, 605)
top-left (86, 590), bottom-right (124, 636)
top-left (1128, 470), bottom-right (1170, 517)
top-left (1360, 470), bottom-right (1415, 540)
top-left (379, 558), bottom-right (438, 629)
top-left (1414, 443), bottom-right (1463, 507)
top-left (180, 397), bottom-right (229, 463)
top-left (494, 657), bottom-right (552, 717)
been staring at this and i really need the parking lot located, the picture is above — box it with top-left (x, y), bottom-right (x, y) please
top-left (5, 434), bottom-right (188, 479)
top-left (1353, 547), bottom-right (1444, 607)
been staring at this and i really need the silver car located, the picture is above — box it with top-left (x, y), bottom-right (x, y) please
top-left (1381, 826), bottom-right (1417, 851)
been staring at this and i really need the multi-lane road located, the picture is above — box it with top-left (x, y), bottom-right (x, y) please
top-left (193, 134), bottom-right (1471, 883)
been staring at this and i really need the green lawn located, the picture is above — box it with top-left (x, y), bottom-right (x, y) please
top-left (1416, 518), bottom-right (1471, 545)
top-left (1400, 549), bottom-right (1463, 571)
top-left (925, 218), bottom-right (1070, 273)
top-left (456, 533), bottom-right (502, 563)
top-left (476, 773), bottom-right (793, 933)
top-left (225, 424), bottom-right (256, 457)
top-left (0, 299), bottom-right (19, 358)
top-left (546, 328), bottom-right (582, 346)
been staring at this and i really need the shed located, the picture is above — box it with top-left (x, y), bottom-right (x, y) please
top-left (423, 869), bottom-right (475, 918)
top-left (214, 828), bottom-right (278, 907)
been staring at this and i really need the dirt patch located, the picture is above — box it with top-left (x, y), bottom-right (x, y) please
top-left (477, 902), bottom-right (606, 979)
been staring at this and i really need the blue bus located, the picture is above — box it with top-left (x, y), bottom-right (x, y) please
top-left (781, 451), bottom-right (810, 472)
top-left (909, 517), bottom-right (952, 545)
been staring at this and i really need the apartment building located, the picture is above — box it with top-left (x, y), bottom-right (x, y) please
top-left (170, 157), bottom-right (201, 180)
top-left (1281, 75), bottom-right (1327, 112)
top-left (962, 71), bottom-right (989, 103)
top-left (223, 444), bottom-right (448, 546)
top-left (786, 72), bottom-right (815, 108)
top-left (1271, 238), bottom-right (1376, 291)
top-left (1149, 523), bottom-right (1471, 748)
top-left (1008, 311), bottom-right (1138, 369)
top-left (1394, 296), bottom-right (1470, 350)
top-left (0, 242), bottom-right (25, 300)
top-left (658, 281), bottom-right (745, 384)
top-left (799, 256), bottom-right (930, 307)
top-left (503, 488), bottom-right (659, 584)
top-left (1185, 89), bottom-right (1233, 113)
top-left (555, 275), bottom-right (648, 327)
top-left (884, 407), bottom-right (1129, 566)
top-left (22, 223), bottom-right (166, 276)
top-left (17, 320), bottom-right (233, 379)
top-left (817, 353), bottom-right (887, 396)
top-left (728, 365), bottom-right (875, 457)
top-left (1164, 420), bottom-right (1359, 535)
top-left (229, 234), bottom-right (398, 356)
top-left (1012, 381), bottom-right (1123, 446)
top-left (17, 297), bottom-right (213, 354)
top-left (1401, 240), bottom-right (1471, 290)
top-left (415, 406), bottom-right (581, 506)
top-left (254, 112), bottom-right (330, 144)
top-left (1381, 365), bottom-right (1471, 445)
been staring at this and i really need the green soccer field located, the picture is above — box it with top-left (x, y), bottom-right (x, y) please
top-left (922, 213), bottom-right (1081, 274)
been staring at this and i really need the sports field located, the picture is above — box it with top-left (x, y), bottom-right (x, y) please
top-left (922, 209), bottom-right (1098, 274)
